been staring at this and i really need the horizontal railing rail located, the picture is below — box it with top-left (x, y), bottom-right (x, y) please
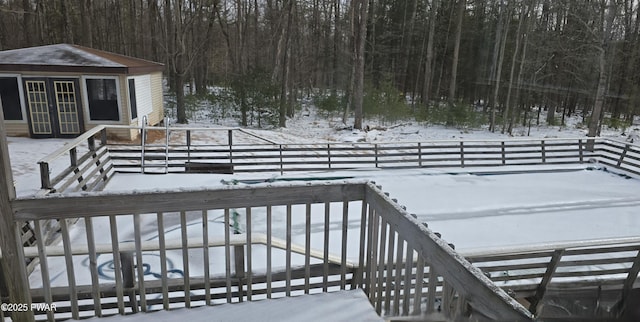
top-left (40, 123), bottom-right (640, 194)
top-left (460, 236), bottom-right (640, 316)
top-left (5, 182), bottom-right (533, 321)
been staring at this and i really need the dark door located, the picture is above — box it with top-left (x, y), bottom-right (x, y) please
top-left (23, 78), bottom-right (84, 138)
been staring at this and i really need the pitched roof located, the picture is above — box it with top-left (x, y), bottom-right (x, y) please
top-left (0, 44), bottom-right (164, 74)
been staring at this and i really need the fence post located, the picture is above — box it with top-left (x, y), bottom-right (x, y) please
top-left (228, 130), bottom-right (233, 166)
top-left (279, 145), bottom-right (284, 175)
top-left (327, 144), bottom-right (331, 169)
top-left (460, 142), bottom-right (465, 167)
top-left (541, 140), bottom-right (546, 163)
top-left (417, 142), bottom-right (423, 167)
top-left (374, 144), bottom-right (379, 168)
top-left (186, 130), bottom-right (191, 163)
top-left (0, 100), bottom-right (35, 322)
top-left (578, 139), bottom-right (584, 163)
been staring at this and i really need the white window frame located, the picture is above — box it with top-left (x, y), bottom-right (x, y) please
top-left (0, 73), bottom-right (27, 124)
top-left (81, 75), bottom-right (122, 125)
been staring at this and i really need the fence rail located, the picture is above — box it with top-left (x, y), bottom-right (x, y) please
top-left (6, 182), bottom-right (533, 321)
top-left (36, 124), bottom-right (640, 194)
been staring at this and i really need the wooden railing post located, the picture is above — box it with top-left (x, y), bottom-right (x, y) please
top-left (38, 161), bottom-right (51, 190)
top-left (69, 147), bottom-right (78, 167)
top-left (541, 140), bottom-right (546, 163)
top-left (120, 251), bottom-right (138, 313)
top-left (87, 136), bottom-right (96, 152)
top-left (0, 100), bottom-right (34, 322)
top-left (460, 142), bottom-right (465, 167)
top-left (100, 127), bottom-right (108, 146)
top-left (234, 244), bottom-right (246, 302)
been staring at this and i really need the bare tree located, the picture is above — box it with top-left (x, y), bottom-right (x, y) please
top-left (351, 0), bottom-right (368, 130)
top-left (588, 0), bottom-right (619, 137)
top-left (448, 0), bottom-right (465, 104)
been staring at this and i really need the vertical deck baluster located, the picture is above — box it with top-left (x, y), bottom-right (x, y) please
top-left (365, 206), bottom-right (376, 298)
top-left (245, 207), bottom-right (252, 301)
top-left (357, 200), bottom-right (367, 289)
top-left (224, 209), bottom-right (232, 303)
top-left (304, 203), bottom-right (311, 294)
top-left (202, 210), bottom-right (211, 305)
top-left (426, 266), bottom-right (437, 314)
top-left (402, 245), bottom-right (414, 315)
top-left (133, 213), bottom-right (147, 311)
top-left (59, 218), bottom-right (79, 319)
top-left (84, 217), bottom-right (102, 317)
top-left (442, 281), bottom-right (454, 317)
top-left (340, 200), bottom-right (349, 290)
top-left (156, 212), bottom-right (169, 310)
top-left (109, 215), bottom-right (126, 314)
top-left (33, 220), bottom-right (54, 321)
top-left (180, 211), bottom-right (191, 308)
top-left (384, 226), bottom-right (396, 314)
top-left (323, 202), bottom-right (330, 292)
top-left (266, 206), bottom-right (273, 298)
top-left (413, 256), bottom-right (425, 315)
top-left (393, 238), bottom-right (405, 315)
top-left (375, 217), bottom-right (388, 315)
top-left (286, 204), bottom-right (292, 296)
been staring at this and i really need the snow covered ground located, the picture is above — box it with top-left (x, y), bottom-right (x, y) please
top-left (6, 106), bottom-right (640, 320)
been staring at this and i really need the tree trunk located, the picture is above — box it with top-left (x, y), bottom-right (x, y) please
top-left (278, 0), bottom-right (294, 128)
top-left (448, 0), bottom-right (465, 104)
top-left (352, 0), bottom-right (369, 130)
top-left (422, 0), bottom-right (438, 105)
top-left (490, 2), bottom-right (510, 132)
top-left (502, 4), bottom-right (525, 134)
top-left (509, 0), bottom-right (535, 135)
top-left (588, 0), bottom-right (617, 137)
top-left (21, 0), bottom-right (32, 46)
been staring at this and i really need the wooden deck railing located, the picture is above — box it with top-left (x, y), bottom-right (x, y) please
top-left (37, 123), bottom-right (640, 194)
top-left (463, 236), bottom-right (640, 317)
top-left (5, 182), bottom-right (533, 321)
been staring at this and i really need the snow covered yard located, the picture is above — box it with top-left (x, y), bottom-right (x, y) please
top-left (6, 108), bottom-right (640, 321)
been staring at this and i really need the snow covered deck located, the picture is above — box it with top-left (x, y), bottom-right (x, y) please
top-left (82, 289), bottom-right (383, 322)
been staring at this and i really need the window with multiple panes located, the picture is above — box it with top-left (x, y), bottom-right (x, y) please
top-left (0, 77), bottom-right (23, 120)
top-left (86, 78), bottom-right (119, 121)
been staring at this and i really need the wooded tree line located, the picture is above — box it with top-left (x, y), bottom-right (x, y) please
top-left (0, 0), bottom-right (637, 135)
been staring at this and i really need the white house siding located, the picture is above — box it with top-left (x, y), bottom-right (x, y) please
top-left (4, 123), bottom-right (28, 136)
top-left (149, 72), bottom-right (164, 125)
top-left (127, 74), bottom-right (153, 126)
